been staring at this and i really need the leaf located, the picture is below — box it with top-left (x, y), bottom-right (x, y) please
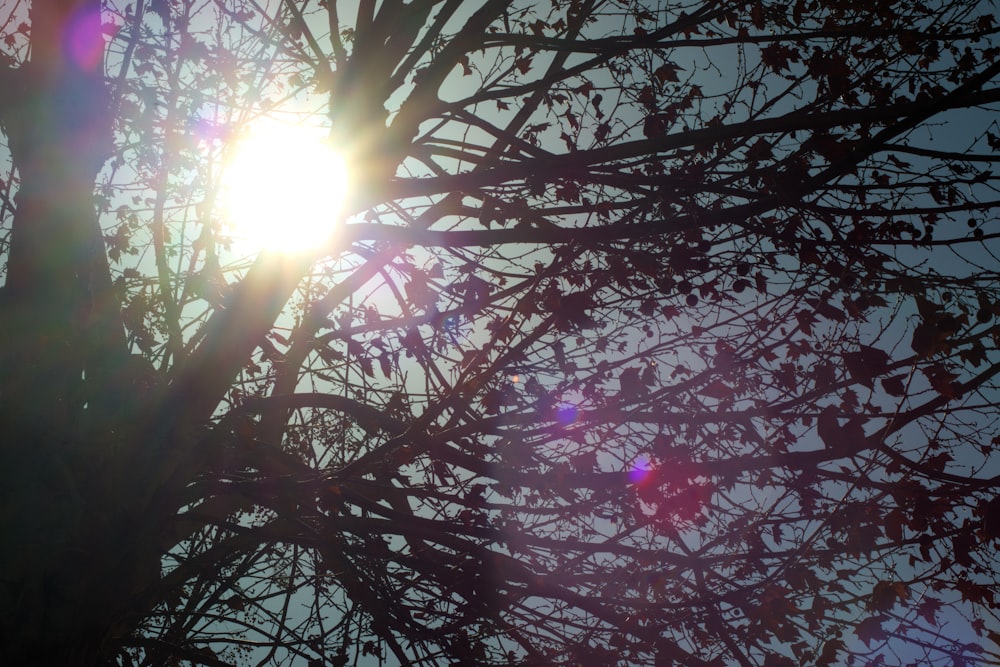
top-left (816, 406), bottom-right (865, 451)
top-left (843, 345), bottom-right (889, 388)
top-left (223, 595), bottom-right (245, 611)
top-left (745, 137), bottom-right (773, 164)
top-left (816, 638), bottom-right (845, 667)
top-left (955, 578), bottom-right (995, 605)
top-left (653, 62), bottom-right (683, 83)
top-left (617, 367), bottom-right (644, 401)
top-left (855, 616), bottom-right (887, 647)
top-left (813, 363), bottom-right (836, 389)
top-left (884, 508), bottom-right (906, 542)
top-left (910, 312), bottom-right (963, 358)
top-left (916, 598), bottom-right (942, 626)
top-left (795, 309), bottom-right (816, 335)
top-left (816, 301), bottom-right (847, 322)
top-left (316, 345), bottom-right (344, 365)
top-left (914, 295), bottom-right (940, 320)
top-left (594, 121), bottom-right (610, 142)
top-left (881, 375), bottom-right (906, 397)
top-left (149, 0), bottom-right (171, 22)
top-left (978, 496), bottom-right (1000, 540)
top-left (377, 352), bottom-right (392, 378)
top-left (959, 340), bottom-right (988, 367)
top-left (952, 528), bottom-right (975, 567)
top-left (701, 381), bottom-right (732, 400)
top-left (910, 322), bottom-right (938, 357)
top-left (869, 581), bottom-right (908, 612)
top-left (887, 154), bottom-right (910, 169)
top-left (404, 269), bottom-right (437, 311)
top-left (760, 44), bottom-right (801, 73)
top-left (643, 114), bottom-right (667, 138)
top-left (815, 405), bottom-right (840, 447)
top-left (922, 365), bottom-right (959, 399)
top-left (458, 54), bottom-right (472, 76)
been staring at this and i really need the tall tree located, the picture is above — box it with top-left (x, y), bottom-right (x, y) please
top-left (1, 0), bottom-right (1000, 665)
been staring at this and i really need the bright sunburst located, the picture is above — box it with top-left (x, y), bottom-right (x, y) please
top-left (221, 119), bottom-right (349, 253)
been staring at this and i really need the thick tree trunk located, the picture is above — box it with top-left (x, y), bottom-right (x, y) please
top-left (0, 2), bottom-right (157, 663)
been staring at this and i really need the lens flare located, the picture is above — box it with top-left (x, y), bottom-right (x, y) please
top-left (555, 403), bottom-right (579, 425)
top-left (64, 7), bottom-right (106, 71)
top-left (629, 456), bottom-right (654, 485)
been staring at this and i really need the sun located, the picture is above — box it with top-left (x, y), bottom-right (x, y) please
top-left (221, 119), bottom-right (349, 253)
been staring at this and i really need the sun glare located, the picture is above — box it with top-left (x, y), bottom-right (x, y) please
top-left (221, 120), bottom-right (349, 253)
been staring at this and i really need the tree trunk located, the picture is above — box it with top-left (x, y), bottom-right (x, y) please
top-left (0, 2), bottom-right (156, 662)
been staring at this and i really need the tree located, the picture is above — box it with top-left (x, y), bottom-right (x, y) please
top-left (1, 0), bottom-right (1000, 664)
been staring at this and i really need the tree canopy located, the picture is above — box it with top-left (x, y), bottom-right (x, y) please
top-left (2, 0), bottom-right (1000, 665)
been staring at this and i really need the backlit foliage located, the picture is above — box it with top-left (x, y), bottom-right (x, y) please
top-left (1, 1), bottom-right (1000, 665)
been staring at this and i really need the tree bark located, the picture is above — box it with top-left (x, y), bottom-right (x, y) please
top-left (0, 2), bottom-right (147, 663)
